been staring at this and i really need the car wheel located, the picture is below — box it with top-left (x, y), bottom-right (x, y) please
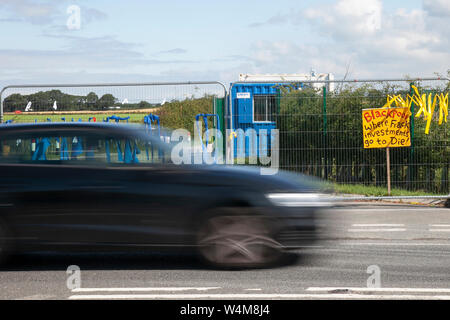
top-left (197, 211), bottom-right (283, 269)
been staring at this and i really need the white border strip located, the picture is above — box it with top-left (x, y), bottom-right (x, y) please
top-left (68, 293), bottom-right (450, 300)
top-left (352, 224), bottom-right (405, 227)
top-left (307, 287), bottom-right (450, 293)
top-left (348, 228), bottom-right (406, 232)
top-left (72, 287), bottom-right (221, 293)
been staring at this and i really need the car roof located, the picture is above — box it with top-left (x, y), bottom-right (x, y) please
top-left (0, 122), bottom-right (180, 156)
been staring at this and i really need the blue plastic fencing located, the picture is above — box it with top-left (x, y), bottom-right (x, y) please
top-left (195, 113), bottom-right (221, 162)
top-left (102, 115), bottom-right (139, 163)
top-left (143, 113), bottom-right (161, 160)
top-left (104, 115), bottom-right (130, 123)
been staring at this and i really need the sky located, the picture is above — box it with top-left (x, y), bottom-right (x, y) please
top-left (0, 0), bottom-right (449, 89)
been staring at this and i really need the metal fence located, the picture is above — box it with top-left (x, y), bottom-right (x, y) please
top-left (227, 78), bottom-right (449, 195)
top-left (0, 82), bottom-right (227, 135)
top-left (1, 78), bottom-right (449, 196)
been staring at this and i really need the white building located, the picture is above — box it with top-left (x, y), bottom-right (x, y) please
top-left (238, 72), bottom-right (335, 92)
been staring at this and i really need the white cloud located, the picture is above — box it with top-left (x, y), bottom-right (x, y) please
top-left (156, 48), bottom-right (188, 55)
top-left (248, 13), bottom-right (290, 28)
top-left (247, 40), bottom-right (355, 76)
top-left (0, 0), bottom-right (107, 26)
top-left (304, 0), bottom-right (382, 38)
top-left (80, 6), bottom-right (108, 24)
top-left (246, 0), bottom-right (449, 78)
top-left (423, 0), bottom-right (450, 17)
top-left (0, 0), bottom-right (59, 24)
top-left (0, 33), bottom-right (197, 78)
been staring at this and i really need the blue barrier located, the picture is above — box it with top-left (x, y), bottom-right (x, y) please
top-left (104, 115), bottom-right (130, 123)
top-left (143, 114), bottom-right (161, 161)
top-left (195, 113), bottom-right (220, 162)
top-left (103, 115), bottom-right (137, 163)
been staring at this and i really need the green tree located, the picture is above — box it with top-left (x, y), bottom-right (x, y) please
top-left (85, 92), bottom-right (98, 109)
top-left (4, 94), bottom-right (27, 112)
top-left (98, 94), bottom-right (116, 110)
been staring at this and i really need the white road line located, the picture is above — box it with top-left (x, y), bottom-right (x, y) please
top-left (245, 289), bottom-right (262, 291)
top-left (348, 228), bottom-right (406, 232)
top-left (430, 224), bottom-right (450, 227)
top-left (307, 287), bottom-right (450, 293)
top-left (71, 287), bottom-right (221, 293)
top-left (68, 293), bottom-right (450, 300)
top-left (352, 224), bottom-right (405, 227)
top-left (429, 229), bottom-right (450, 232)
top-left (337, 242), bottom-right (450, 246)
top-left (333, 208), bottom-right (449, 212)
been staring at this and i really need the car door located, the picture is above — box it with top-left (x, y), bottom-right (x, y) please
top-left (0, 126), bottom-right (203, 249)
top-left (0, 128), bottom-right (144, 247)
top-left (0, 130), bottom-right (84, 247)
top-left (67, 134), bottom-right (198, 247)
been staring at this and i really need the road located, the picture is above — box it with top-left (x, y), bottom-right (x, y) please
top-left (1, 204), bottom-right (450, 300)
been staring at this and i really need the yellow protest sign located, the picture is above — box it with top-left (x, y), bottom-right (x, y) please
top-left (362, 107), bottom-right (411, 148)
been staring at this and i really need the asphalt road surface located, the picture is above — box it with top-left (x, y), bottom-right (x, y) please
top-left (1, 203), bottom-right (450, 300)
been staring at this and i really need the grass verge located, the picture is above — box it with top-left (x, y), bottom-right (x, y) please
top-left (4, 113), bottom-right (147, 123)
top-left (333, 183), bottom-right (440, 196)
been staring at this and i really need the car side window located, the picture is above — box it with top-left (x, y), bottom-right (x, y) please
top-left (0, 131), bottom-right (171, 165)
top-left (103, 137), bottom-right (170, 164)
top-left (0, 134), bottom-right (102, 163)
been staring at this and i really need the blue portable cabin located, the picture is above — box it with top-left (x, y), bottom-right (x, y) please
top-left (229, 82), bottom-right (283, 158)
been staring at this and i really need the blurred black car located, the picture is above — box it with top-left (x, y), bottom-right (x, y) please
top-left (0, 122), bottom-right (330, 268)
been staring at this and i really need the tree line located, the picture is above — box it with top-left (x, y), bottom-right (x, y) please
top-left (3, 90), bottom-right (157, 112)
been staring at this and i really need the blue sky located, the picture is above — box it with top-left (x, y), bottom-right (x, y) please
top-left (0, 0), bottom-right (448, 88)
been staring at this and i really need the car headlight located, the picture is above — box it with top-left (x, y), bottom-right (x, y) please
top-left (265, 193), bottom-right (333, 207)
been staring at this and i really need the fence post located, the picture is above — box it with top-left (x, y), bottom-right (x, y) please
top-left (408, 82), bottom-right (416, 190)
top-left (0, 88), bottom-right (4, 124)
top-left (215, 97), bottom-right (226, 153)
top-left (322, 86), bottom-right (328, 179)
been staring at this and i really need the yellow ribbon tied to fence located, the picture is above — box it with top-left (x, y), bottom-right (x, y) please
top-left (382, 94), bottom-right (413, 110)
top-left (411, 85), bottom-right (448, 134)
top-left (438, 93), bottom-right (449, 125)
top-left (383, 86), bottom-right (448, 134)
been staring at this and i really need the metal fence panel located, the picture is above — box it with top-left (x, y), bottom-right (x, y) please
top-left (226, 78), bottom-right (449, 195)
top-left (0, 82), bottom-right (227, 136)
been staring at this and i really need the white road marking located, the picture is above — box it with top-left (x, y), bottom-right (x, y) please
top-left (307, 287), bottom-right (450, 293)
top-left (245, 288), bottom-right (262, 291)
top-left (352, 224), bottom-right (404, 227)
top-left (332, 208), bottom-right (449, 213)
top-left (68, 293), bottom-right (450, 300)
top-left (71, 287), bottom-right (221, 293)
top-left (430, 224), bottom-right (450, 227)
top-left (429, 229), bottom-right (450, 232)
top-left (337, 242), bottom-right (450, 246)
top-left (348, 228), bottom-right (406, 232)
